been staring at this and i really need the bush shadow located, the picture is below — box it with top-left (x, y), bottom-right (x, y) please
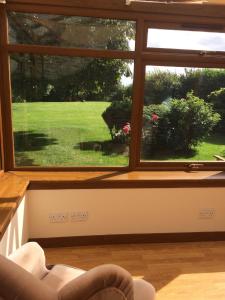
top-left (205, 134), bottom-right (225, 146)
top-left (76, 140), bottom-right (129, 156)
top-left (14, 131), bottom-right (58, 152)
top-left (141, 148), bottom-right (197, 161)
top-left (15, 153), bottom-right (37, 167)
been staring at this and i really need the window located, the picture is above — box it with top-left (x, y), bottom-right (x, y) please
top-left (7, 11), bottom-right (135, 168)
top-left (0, 3), bottom-right (225, 171)
top-left (141, 66), bottom-right (225, 163)
top-left (11, 53), bottom-right (133, 167)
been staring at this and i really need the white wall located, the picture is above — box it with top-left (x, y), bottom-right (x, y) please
top-left (28, 188), bottom-right (225, 238)
top-left (0, 195), bottom-right (29, 256)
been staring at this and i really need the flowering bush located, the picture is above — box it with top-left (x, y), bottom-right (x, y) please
top-left (142, 104), bottom-right (169, 155)
top-left (142, 93), bottom-right (220, 156)
top-left (151, 112), bottom-right (159, 127)
top-left (102, 99), bottom-right (131, 139)
top-left (112, 122), bottom-right (131, 144)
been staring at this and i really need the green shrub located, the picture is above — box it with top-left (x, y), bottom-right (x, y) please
top-left (167, 92), bottom-right (220, 152)
top-left (207, 88), bottom-right (225, 132)
top-left (142, 92), bottom-right (220, 157)
top-left (102, 92), bottom-right (220, 155)
top-left (102, 100), bottom-right (132, 140)
top-left (142, 104), bottom-right (170, 154)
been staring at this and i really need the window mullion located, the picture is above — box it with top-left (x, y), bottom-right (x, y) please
top-left (129, 17), bottom-right (145, 169)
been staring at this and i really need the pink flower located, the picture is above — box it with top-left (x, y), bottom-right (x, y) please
top-left (151, 113), bottom-right (159, 122)
top-left (122, 123), bottom-right (131, 134)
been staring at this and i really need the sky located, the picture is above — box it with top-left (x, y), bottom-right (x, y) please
top-left (121, 28), bottom-right (225, 86)
top-left (148, 28), bottom-right (225, 51)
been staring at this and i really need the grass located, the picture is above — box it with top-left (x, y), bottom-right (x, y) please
top-left (13, 102), bottom-right (225, 166)
top-left (142, 134), bottom-right (225, 161)
top-left (13, 102), bottom-right (129, 167)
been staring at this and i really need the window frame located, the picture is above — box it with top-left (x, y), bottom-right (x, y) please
top-left (0, 1), bottom-right (225, 172)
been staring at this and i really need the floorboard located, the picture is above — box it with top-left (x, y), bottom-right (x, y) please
top-left (44, 241), bottom-right (225, 299)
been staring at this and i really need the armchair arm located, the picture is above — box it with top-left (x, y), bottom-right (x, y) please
top-left (8, 242), bottom-right (48, 279)
top-left (59, 264), bottom-right (134, 300)
top-left (0, 255), bottom-right (57, 300)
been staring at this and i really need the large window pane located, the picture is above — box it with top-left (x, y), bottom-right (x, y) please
top-left (8, 12), bottom-right (135, 51)
top-left (11, 54), bottom-right (133, 167)
top-left (147, 28), bottom-right (225, 51)
top-left (141, 66), bottom-right (225, 162)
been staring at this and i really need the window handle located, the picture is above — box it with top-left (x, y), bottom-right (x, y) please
top-left (186, 163), bottom-right (205, 170)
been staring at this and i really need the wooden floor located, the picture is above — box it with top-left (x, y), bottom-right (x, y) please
top-left (44, 241), bottom-right (225, 300)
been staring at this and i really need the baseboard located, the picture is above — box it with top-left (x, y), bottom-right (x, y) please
top-left (29, 232), bottom-right (225, 248)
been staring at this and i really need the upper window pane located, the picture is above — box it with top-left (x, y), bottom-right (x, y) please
top-left (8, 12), bottom-right (136, 51)
top-left (147, 28), bottom-right (225, 51)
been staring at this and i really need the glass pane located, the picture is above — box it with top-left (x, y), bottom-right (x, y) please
top-left (141, 66), bottom-right (225, 162)
top-left (8, 12), bottom-right (135, 51)
top-left (147, 28), bottom-right (225, 51)
top-left (11, 54), bottom-right (133, 167)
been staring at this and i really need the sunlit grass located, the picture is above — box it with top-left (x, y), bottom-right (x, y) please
top-left (12, 102), bottom-right (129, 167)
top-left (13, 102), bottom-right (225, 166)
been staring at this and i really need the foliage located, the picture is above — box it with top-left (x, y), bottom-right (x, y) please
top-left (178, 69), bottom-right (225, 100)
top-left (110, 84), bottom-right (132, 102)
top-left (13, 95), bottom-right (27, 103)
top-left (102, 99), bottom-right (132, 140)
top-left (207, 88), bottom-right (225, 132)
top-left (10, 14), bottom-right (135, 103)
top-left (144, 68), bottom-right (225, 107)
top-left (142, 92), bottom-right (220, 156)
top-left (142, 104), bottom-right (170, 154)
top-left (144, 70), bottom-right (181, 105)
top-left (111, 122), bottom-right (131, 144)
top-left (47, 58), bottom-right (132, 102)
top-left (166, 92), bottom-right (220, 152)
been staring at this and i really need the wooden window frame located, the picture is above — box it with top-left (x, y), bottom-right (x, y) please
top-left (0, 1), bottom-right (225, 172)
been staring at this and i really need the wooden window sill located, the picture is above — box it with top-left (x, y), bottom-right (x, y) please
top-left (10, 170), bottom-right (225, 189)
top-left (0, 173), bottom-right (29, 240)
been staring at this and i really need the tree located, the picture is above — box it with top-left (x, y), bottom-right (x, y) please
top-left (9, 12), bottom-right (135, 102)
top-left (144, 70), bottom-right (181, 105)
top-left (178, 68), bottom-right (225, 100)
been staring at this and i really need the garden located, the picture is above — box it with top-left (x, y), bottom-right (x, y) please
top-left (12, 67), bottom-right (225, 166)
top-left (9, 14), bottom-right (225, 166)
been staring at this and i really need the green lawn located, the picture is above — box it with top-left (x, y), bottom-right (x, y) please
top-left (142, 134), bottom-right (225, 161)
top-left (13, 102), bottom-right (129, 167)
top-left (13, 102), bottom-right (225, 167)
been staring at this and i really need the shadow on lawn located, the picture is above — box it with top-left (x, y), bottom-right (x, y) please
top-left (15, 153), bottom-right (37, 167)
top-left (205, 134), bottom-right (225, 146)
top-left (14, 131), bottom-right (58, 166)
top-left (77, 140), bottom-right (129, 156)
top-left (141, 148), bottom-right (197, 161)
top-left (14, 131), bottom-right (58, 152)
